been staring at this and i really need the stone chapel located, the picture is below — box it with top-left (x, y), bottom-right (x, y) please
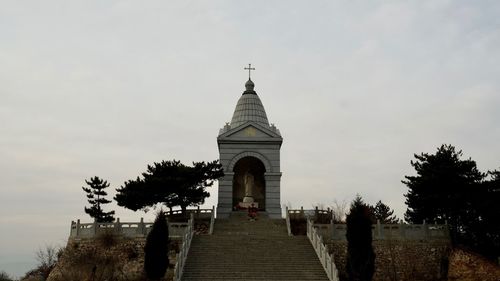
top-left (216, 74), bottom-right (283, 219)
top-left (57, 69), bottom-right (460, 281)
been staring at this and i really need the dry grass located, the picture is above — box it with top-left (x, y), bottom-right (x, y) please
top-left (49, 239), bottom-right (146, 281)
top-left (46, 237), bottom-right (181, 281)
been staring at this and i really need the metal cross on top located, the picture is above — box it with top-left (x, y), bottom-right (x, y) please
top-left (244, 63), bottom-right (255, 79)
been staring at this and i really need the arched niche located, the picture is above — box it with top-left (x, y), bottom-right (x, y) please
top-left (232, 156), bottom-right (266, 210)
top-left (227, 151), bottom-right (272, 173)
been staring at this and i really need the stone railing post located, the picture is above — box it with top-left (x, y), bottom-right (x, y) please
top-left (209, 206), bottom-right (215, 235)
top-left (139, 217), bottom-right (145, 236)
top-left (399, 221), bottom-right (405, 238)
top-left (70, 220), bottom-right (74, 237)
top-left (423, 219), bottom-right (428, 239)
top-left (376, 219), bottom-right (381, 239)
top-left (76, 219), bottom-right (81, 237)
top-left (114, 218), bottom-right (121, 235)
top-left (285, 206), bottom-right (292, 236)
top-left (93, 218), bottom-right (98, 235)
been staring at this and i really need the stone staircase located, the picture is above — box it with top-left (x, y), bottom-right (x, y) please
top-left (182, 211), bottom-right (329, 281)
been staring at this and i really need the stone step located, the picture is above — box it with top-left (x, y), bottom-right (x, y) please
top-left (182, 271), bottom-right (330, 276)
top-left (181, 214), bottom-right (329, 281)
top-left (183, 278), bottom-right (329, 281)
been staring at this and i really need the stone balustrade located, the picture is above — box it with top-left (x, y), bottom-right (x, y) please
top-left (307, 219), bottom-right (340, 281)
top-left (287, 207), bottom-right (332, 221)
top-left (69, 218), bottom-right (189, 238)
top-left (70, 207), bottom-right (214, 239)
top-left (173, 216), bottom-right (194, 281)
top-left (287, 208), bottom-right (450, 241)
top-left (169, 206), bottom-right (214, 220)
top-left (330, 221), bottom-right (450, 241)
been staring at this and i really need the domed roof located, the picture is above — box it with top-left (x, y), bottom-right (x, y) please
top-left (245, 79), bottom-right (255, 91)
top-left (230, 79), bottom-right (270, 128)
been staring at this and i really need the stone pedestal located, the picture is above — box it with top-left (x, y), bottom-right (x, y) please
top-left (238, 202), bottom-right (259, 209)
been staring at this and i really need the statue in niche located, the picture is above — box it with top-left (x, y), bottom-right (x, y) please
top-left (242, 170), bottom-right (254, 203)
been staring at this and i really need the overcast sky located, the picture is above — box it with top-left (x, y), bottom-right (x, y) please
top-left (1, 1), bottom-right (499, 277)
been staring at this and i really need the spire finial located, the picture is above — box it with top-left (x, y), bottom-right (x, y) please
top-left (244, 63), bottom-right (255, 79)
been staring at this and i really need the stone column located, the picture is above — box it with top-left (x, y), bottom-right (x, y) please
top-left (216, 172), bottom-right (234, 218)
top-left (265, 172), bottom-right (282, 219)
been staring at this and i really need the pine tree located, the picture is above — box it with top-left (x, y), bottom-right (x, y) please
top-left (402, 145), bottom-right (485, 238)
top-left (115, 159), bottom-right (224, 214)
top-left (82, 176), bottom-right (115, 222)
top-left (144, 211), bottom-right (169, 280)
top-left (402, 145), bottom-right (500, 260)
top-left (467, 169), bottom-right (500, 259)
top-left (346, 195), bottom-right (375, 281)
top-left (373, 200), bottom-right (398, 224)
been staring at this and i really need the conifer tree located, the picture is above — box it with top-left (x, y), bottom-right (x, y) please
top-left (115, 159), bottom-right (224, 214)
top-left (372, 200), bottom-right (398, 224)
top-left (402, 145), bottom-right (500, 259)
top-left (144, 211), bottom-right (169, 280)
top-left (82, 176), bottom-right (115, 222)
top-left (466, 169), bottom-right (500, 258)
top-left (403, 145), bottom-right (485, 239)
top-left (346, 195), bottom-right (375, 281)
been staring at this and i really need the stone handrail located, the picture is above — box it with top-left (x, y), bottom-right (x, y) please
top-left (169, 207), bottom-right (214, 220)
top-left (209, 206), bottom-right (215, 235)
top-left (330, 220), bottom-right (450, 241)
top-left (307, 219), bottom-right (339, 281)
top-left (173, 214), bottom-right (195, 281)
top-left (285, 206), bottom-right (292, 236)
top-left (70, 218), bottom-right (190, 238)
top-left (69, 207), bottom-right (215, 239)
top-left (287, 207), bottom-right (333, 221)
top-left (287, 207), bottom-right (306, 220)
top-left (287, 208), bottom-right (449, 241)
